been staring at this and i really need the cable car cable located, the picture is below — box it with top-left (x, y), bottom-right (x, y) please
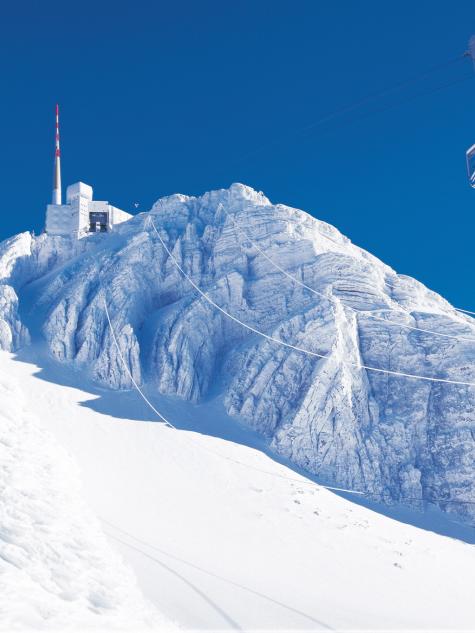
top-left (148, 215), bottom-right (475, 387)
top-left (229, 215), bottom-right (475, 343)
top-left (101, 289), bottom-right (362, 495)
top-left (102, 290), bottom-right (475, 509)
top-left (226, 54), bottom-right (469, 167)
top-left (101, 270), bottom-right (475, 515)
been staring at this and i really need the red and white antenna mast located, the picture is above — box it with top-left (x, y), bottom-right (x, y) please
top-left (52, 104), bottom-right (62, 205)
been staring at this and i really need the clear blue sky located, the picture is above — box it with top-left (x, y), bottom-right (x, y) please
top-left (1, 0), bottom-right (474, 308)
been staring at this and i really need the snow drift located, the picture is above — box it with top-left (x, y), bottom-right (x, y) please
top-left (0, 361), bottom-right (169, 630)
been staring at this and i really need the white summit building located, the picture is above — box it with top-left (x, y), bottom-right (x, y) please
top-left (46, 181), bottom-right (132, 238)
top-left (45, 105), bottom-right (132, 239)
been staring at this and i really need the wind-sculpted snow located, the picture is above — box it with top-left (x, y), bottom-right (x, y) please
top-left (0, 231), bottom-right (84, 351)
top-left (3, 183), bottom-right (475, 521)
top-left (0, 284), bottom-right (29, 351)
top-left (0, 367), bottom-right (168, 629)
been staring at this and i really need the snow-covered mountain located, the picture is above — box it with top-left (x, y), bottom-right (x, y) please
top-left (1, 183), bottom-right (474, 525)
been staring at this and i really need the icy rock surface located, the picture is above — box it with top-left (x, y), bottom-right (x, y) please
top-left (5, 183), bottom-right (475, 520)
top-left (0, 369), bottom-right (167, 630)
top-left (0, 231), bottom-right (84, 351)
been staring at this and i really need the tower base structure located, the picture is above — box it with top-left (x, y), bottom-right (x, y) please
top-left (45, 181), bottom-right (132, 239)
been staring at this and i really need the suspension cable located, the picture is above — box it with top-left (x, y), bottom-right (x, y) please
top-left (100, 277), bottom-right (475, 509)
top-left (229, 215), bottom-right (475, 343)
top-left (228, 55), bottom-right (469, 167)
top-left (101, 290), bottom-right (362, 495)
top-left (147, 216), bottom-right (475, 387)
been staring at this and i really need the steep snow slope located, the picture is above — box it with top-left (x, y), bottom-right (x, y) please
top-left (0, 355), bottom-right (171, 630)
top-left (2, 183), bottom-right (475, 523)
top-left (3, 350), bottom-right (475, 631)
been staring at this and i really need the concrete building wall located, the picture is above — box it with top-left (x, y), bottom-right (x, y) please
top-left (46, 204), bottom-right (78, 236)
top-left (67, 182), bottom-right (93, 203)
top-left (110, 206), bottom-right (133, 226)
top-left (46, 182), bottom-right (132, 239)
top-left (78, 196), bottom-right (90, 235)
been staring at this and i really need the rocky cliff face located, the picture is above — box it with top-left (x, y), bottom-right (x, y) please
top-left (1, 183), bottom-right (474, 519)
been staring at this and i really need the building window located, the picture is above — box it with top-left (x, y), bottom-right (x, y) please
top-left (89, 211), bottom-right (109, 233)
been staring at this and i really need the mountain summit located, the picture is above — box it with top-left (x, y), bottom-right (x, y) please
top-left (1, 184), bottom-right (474, 520)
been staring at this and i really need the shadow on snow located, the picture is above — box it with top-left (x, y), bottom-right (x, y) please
top-left (12, 344), bottom-right (475, 547)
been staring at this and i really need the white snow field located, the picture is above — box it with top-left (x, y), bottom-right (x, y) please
top-left (0, 353), bottom-right (172, 631)
top-left (2, 349), bottom-right (475, 632)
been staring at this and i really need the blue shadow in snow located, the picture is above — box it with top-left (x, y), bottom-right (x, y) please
top-left (11, 345), bottom-right (475, 547)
